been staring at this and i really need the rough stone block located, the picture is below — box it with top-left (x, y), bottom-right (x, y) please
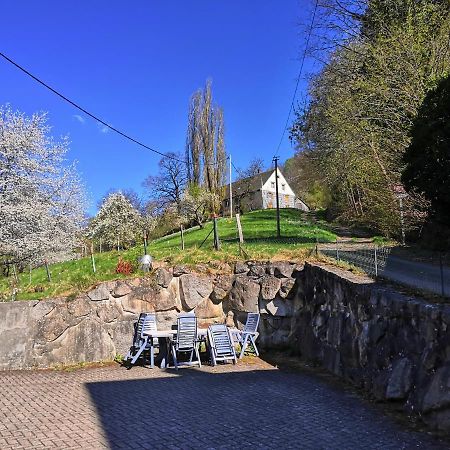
top-left (227, 275), bottom-right (260, 313)
top-left (386, 358), bottom-right (413, 400)
top-left (234, 261), bottom-right (249, 274)
top-left (273, 262), bottom-right (294, 278)
top-left (179, 274), bottom-right (213, 310)
top-left (260, 276), bottom-right (281, 300)
top-left (211, 274), bottom-right (233, 303)
top-left (279, 278), bottom-right (295, 299)
top-left (87, 284), bottom-right (110, 301)
top-left (260, 297), bottom-right (294, 317)
top-left (112, 281), bottom-right (132, 298)
top-left (173, 265), bottom-right (190, 277)
top-left (155, 268), bottom-right (173, 288)
top-left (195, 298), bottom-right (224, 320)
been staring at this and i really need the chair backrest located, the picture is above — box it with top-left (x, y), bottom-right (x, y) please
top-left (176, 315), bottom-right (197, 351)
top-left (133, 313), bottom-right (152, 347)
top-left (209, 324), bottom-right (234, 357)
top-left (141, 313), bottom-right (157, 337)
top-left (244, 313), bottom-right (260, 334)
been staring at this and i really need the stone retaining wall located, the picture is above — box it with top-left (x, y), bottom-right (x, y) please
top-left (0, 261), bottom-right (301, 370)
top-left (0, 261), bottom-right (449, 430)
top-left (291, 263), bottom-right (450, 431)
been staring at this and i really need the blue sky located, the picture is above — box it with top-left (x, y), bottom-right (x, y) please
top-left (1, 1), bottom-right (317, 214)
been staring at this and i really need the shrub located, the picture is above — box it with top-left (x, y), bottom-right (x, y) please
top-left (115, 258), bottom-right (134, 275)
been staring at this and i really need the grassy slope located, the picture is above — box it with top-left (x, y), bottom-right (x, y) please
top-left (1, 209), bottom-right (336, 301)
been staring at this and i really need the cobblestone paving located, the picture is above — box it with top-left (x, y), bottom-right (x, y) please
top-left (0, 360), bottom-right (448, 449)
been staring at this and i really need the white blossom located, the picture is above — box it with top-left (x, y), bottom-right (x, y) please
top-left (86, 192), bottom-right (142, 250)
top-left (0, 106), bottom-right (86, 268)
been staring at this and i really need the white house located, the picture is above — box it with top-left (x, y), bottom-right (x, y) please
top-left (222, 168), bottom-right (309, 215)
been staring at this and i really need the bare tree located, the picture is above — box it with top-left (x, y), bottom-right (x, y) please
top-left (236, 157), bottom-right (265, 181)
top-left (143, 152), bottom-right (188, 210)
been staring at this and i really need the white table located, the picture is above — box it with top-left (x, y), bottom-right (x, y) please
top-left (142, 327), bottom-right (241, 368)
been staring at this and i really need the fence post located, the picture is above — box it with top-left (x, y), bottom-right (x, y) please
top-left (44, 260), bottom-right (51, 282)
top-left (235, 213), bottom-right (244, 244)
top-left (374, 246), bottom-right (378, 277)
top-left (180, 225), bottom-right (185, 250)
top-left (143, 232), bottom-right (148, 255)
top-left (213, 217), bottom-right (220, 250)
top-left (440, 252), bottom-right (445, 297)
top-left (90, 243), bottom-right (96, 274)
top-left (12, 264), bottom-right (18, 283)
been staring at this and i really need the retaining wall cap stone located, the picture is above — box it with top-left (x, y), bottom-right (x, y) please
top-left (112, 281), bottom-right (132, 298)
top-left (87, 285), bottom-right (110, 301)
top-left (234, 261), bottom-right (249, 274)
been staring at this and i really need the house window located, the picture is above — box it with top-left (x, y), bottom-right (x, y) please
top-left (271, 182), bottom-right (275, 188)
top-left (282, 184), bottom-right (286, 191)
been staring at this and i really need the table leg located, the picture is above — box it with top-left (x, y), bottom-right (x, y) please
top-left (156, 337), bottom-right (169, 369)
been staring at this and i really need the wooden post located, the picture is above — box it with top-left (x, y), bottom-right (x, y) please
top-left (213, 217), bottom-right (220, 250)
top-left (235, 213), bottom-right (244, 244)
top-left (180, 225), bottom-right (185, 250)
top-left (273, 157), bottom-right (281, 238)
top-left (374, 246), bottom-right (378, 277)
top-left (90, 243), bottom-right (96, 274)
top-left (229, 155), bottom-right (233, 218)
top-left (44, 260), bottom-right (51, 282)
top-left (12, 264), bottom-right (18, 282)
top-left (143, 232), bottom-right (148, 255)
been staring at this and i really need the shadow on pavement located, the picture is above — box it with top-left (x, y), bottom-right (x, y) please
top-left (85, 366), bottom-right (447, 450)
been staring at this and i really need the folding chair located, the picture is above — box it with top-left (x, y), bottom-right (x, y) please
top-left (208, 324), bottom-right (237, 366)
top-left (238, 313), bottom-right (260, 359)
top-left (124, 313), bottom-right (149, 362)
top-left (170, 315), bottom-right (201, 370)
top-left (125, 313), bottom-right (159, 367)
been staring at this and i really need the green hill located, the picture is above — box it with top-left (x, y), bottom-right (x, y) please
top-left (0, 209), bottom-right (336, 301)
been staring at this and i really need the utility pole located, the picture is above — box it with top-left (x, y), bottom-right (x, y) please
top-left (229, 155), bottom-right (233, 218)
top-left (273, 156), bottom-right (281, 238)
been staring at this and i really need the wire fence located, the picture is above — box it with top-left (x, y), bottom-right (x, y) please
top-left (319, 242), bottom-right (449, 298)
top-left (320, 244), bottom-right (391, 277)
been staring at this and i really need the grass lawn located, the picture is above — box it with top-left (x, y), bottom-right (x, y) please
top-left (0, 209), bottom-right (336, 301)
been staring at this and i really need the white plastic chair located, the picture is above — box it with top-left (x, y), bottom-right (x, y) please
top-left (124, 312), bottom-right (151, 363)
top-left (170, 315), bottom-right (201, 370)
top-left (238, 313), bottom-right (260, 359)
top-left (208, 324), bottom-right (237, 366)
top-left (128, 314), bottom-right (159, 367)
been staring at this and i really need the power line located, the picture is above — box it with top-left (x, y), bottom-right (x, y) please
top-left (231, 160), bottom-right (241, 175)
top-left (0, 51), bottom-right (186, 164)
top-left (274, 0), bottom-right (319, 158)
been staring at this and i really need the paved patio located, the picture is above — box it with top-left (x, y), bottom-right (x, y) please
top-left (0, 360), bottom-right (447, 450)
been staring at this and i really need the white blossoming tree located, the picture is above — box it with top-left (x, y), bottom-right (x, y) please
top-left (87, 192), bottom-right (142, 250)
top-left (179, 184), bottom-right (218, 228)
top-left (0, 106), bottom-right (86, 273)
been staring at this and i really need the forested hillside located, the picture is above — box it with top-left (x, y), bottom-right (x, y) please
top-left (287, 0), bottom-right (450, 244)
